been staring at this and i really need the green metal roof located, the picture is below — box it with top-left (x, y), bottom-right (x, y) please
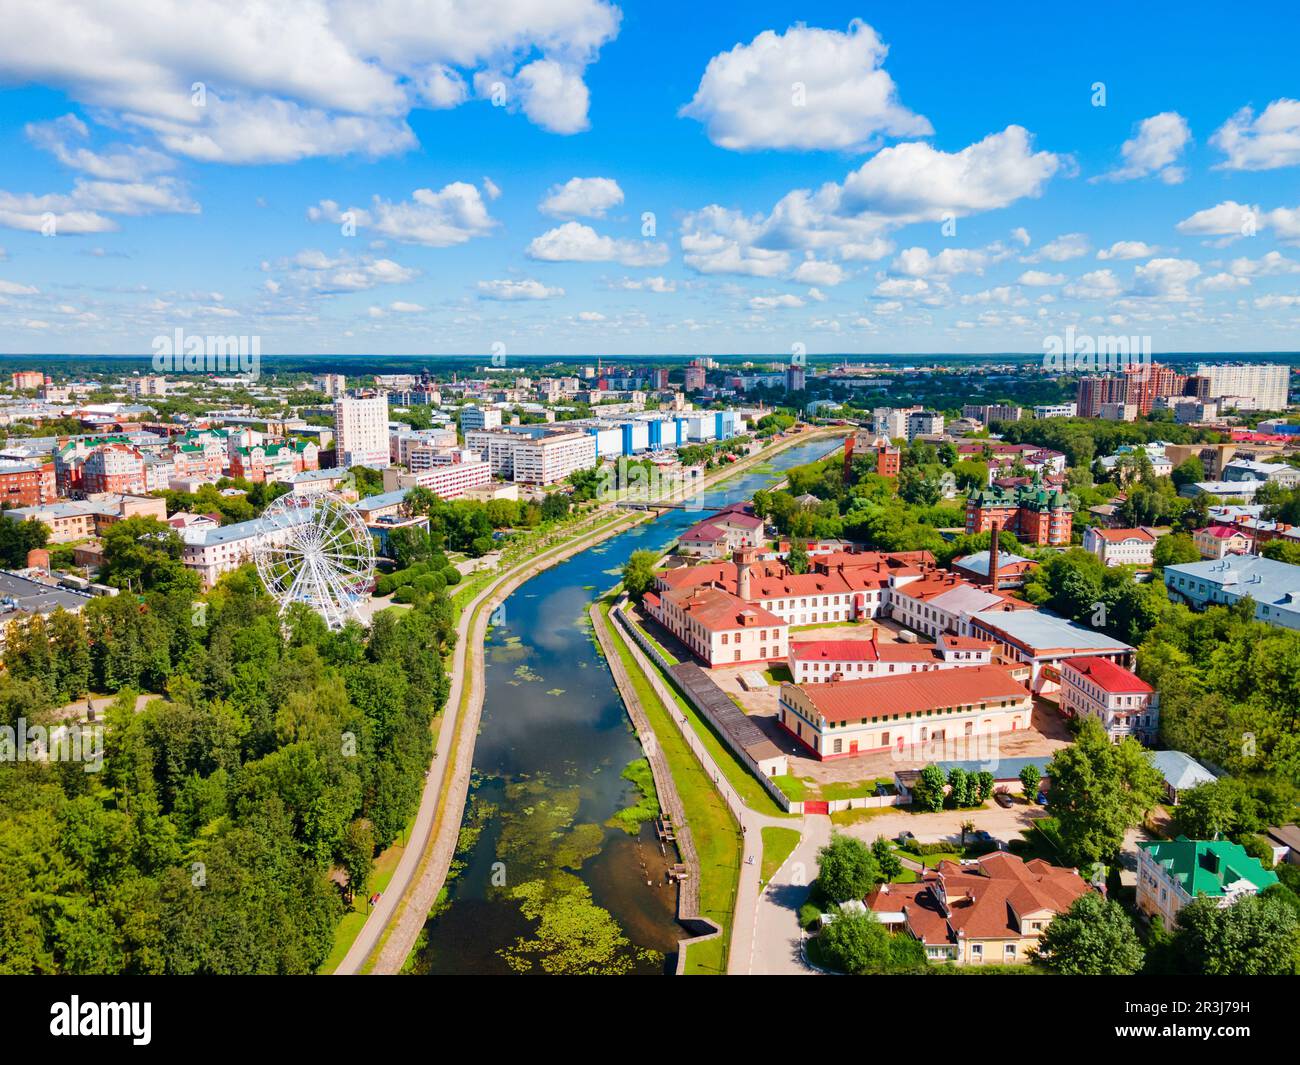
top-left (1139, 836), bottom-right (1278, 898)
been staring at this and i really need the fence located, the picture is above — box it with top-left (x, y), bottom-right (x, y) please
top-left (613, 600), bottom-right (797, 815)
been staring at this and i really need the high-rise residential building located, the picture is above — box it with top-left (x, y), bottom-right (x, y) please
top-left (962, 404), bottom-right (1022, 425)
top-left (683, 365), bottom-right (707, 391)
top-left (333, 393), bottom-right (390, 469)
top-left (1194, 363), bottom-right (1290, 412)
top-left (871, 406), bottom-right (917, 440)
top-left (1076, 363), bottom-right (1185, 417)
top-left (11, 371), bottom-right (45, 391)
top-left (313, 373), bottom-right (347, 397)
top-left (465, 427), bottom-right (598, 484)
top-left (905, 410), bottom-right (944, 440)
top-left (785, 365), bottom-right (806, 392)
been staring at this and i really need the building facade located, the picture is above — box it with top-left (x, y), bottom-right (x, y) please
top-left (1059, 656), bottom-right (1158, 744)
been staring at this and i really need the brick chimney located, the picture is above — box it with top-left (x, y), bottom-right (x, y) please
top-left (987, 519), bottom-right (1001, 590)
top-left (735, 547), bottom-right (755, 602)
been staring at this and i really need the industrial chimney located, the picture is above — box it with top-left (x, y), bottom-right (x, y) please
top-left (987, 519), bottom-right (1001, 590)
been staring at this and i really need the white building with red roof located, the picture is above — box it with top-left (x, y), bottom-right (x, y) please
top-left (1059, 656), bottom-right (1158, 744)
top-left (644, 584), bottom-right (787, 668)
top-left (1192, 523), bottom-right (1254, 559)
top-left (887, 570), bottom-right (1029, 639)
top-left (1083, 525), bottom-right (1157, 567)
top-left (777, 664), bottom-right (1032, 760)
top-left (677, 503), bottom-right (766, 558)
top-left (788, 631), bottom-right (992, 684)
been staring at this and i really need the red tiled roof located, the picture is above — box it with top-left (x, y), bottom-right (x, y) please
top-left (1090, 527), bottom-right (1156, 543)
top-left (681, 522), bottom-right (726, 542)
top-left (1062, 655), bottom-right (1152, 694)
top-left (1198, 524), bottom-right (1249, 539)
top-left (660, 584), bottom-right (786, 634)
top-left (866, 852), bottom-right (1089, 947)
top-left (788, 664), bottom-right (1029, 724)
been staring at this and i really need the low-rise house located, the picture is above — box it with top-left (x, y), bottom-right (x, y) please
top-left (866, 852), bottom-right (1090, 965)
top-left (3, 494), bottom-right (167, 543)
top-left (1058, 656), bottom-right (1158, 745)
top-left (1262, 825), bottom-right (1300, 868)
top-left (788, 632), bottom-right (992, 684)
top-left (777, 664), bottom-right (1032, 760)
top-left (1083, 526), bottom-right (1156, 567)
top-left (678, 505), bottom-right (766, 558)
top-left (1137, 837), bottom-right (1277, 926)
top-left (1192, 524), bottom-right (1254, 559)
top-left (1164, 554), bottom-right (1300, 630)
top-left (1149, 750), bottom-right (1219, 804)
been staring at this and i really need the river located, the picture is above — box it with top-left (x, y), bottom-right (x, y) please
top-left (408, 437), bottom-right (839, 975)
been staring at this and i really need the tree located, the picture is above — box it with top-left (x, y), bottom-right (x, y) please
top-left (871, 836), bottom-right (902, 882)
top-left (1173, 893), bottom-right (1300, 975)
top-left (0, 517), bottom-right (49, 567)
top-left (99, 517), bottom-right (198, 594)
top-left (1046, 717), bottom-right (1164, 869)
top-left (1019, 763), bottom-right (1042, 800)
top-left (1153, 532), bottom-right (1201, 569)
top-left (913, 764), bottom-right (946, 813)
top-left (621, 550), bottom-right (658, 603)
top-left (817, 909), bottom-right (891, 974)
top-left (1033, 892), bottom-right (1145, 974)
top-left (786, 539), bottom-right (810, 575)
top-left (1171, 456), bottom-right (1205, 490)
top-left (816, 834), bottom-right (879, 904)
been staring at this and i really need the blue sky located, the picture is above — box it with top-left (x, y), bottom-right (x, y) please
top-left (1, 0), bottom-right (1299, 357)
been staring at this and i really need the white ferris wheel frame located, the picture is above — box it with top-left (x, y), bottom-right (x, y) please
top-left (253, 491), bottom-right (377, 630)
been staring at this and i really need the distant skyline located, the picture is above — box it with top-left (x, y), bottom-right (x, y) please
top-left (2, 2), bottom-right (1300, 356)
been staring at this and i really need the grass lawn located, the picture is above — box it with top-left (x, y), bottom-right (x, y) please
top-left (599, 603), bottom-right (743, 975)
top-left (829, 806), bottom-right (890, 828)
top-left (760, 826), bottom-right (801, 885)
top-left (820, 780), bottom-right (885, 802)
top-left (788, 620), bottom-right (871, 633)
top-left (761, 664), bottom-right (792, 684)
top-left (771, 774), bottom-right (809, 803)
top-left (892, 868), bottom-right (920, 884)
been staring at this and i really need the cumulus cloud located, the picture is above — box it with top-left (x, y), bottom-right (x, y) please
top-left (612, 276), bottom-right (676, 292)
top-left (1097, 111), bottom-right (1190, 184)
top-left (748, 293), bottom-right (805, 309)
top-left (539, 177), bottom-right (624, 218)
top-left (0, 176), bottom-right (197, 234)
top-left (1176, 200), bottom-right (1261, 240)
top-left (679, 125), bottom-right (1060, 277)
top-left (892, 247), bottom-right (990, 277)
top-left (308, 183), bottom-right (497, 247)
top-left (680, 20), bottom-right (930, 151)
top-left (26, 113), bottom-right (175, 181)
top-left (526, 221), bottom-right (669, 266)
top-left (1018, 270), bottom-right (1064, 286)
top-left (1063, 269), bottom-right (1123, 300)
top-left (1130, 257), bottom-right (1201, 300)
top-left (791, 257), bottom-right (847, 285)
top-left (0, 0), bottom-right (621, 163)
top-left (1212, 99), bottom-right (1300, 171)
top-left (1026, 232), bottom-right (1090, 262)
top-left (477, 278), bottom-right (564, 300)
top-left (1097, 240), bottom-right (1158, 261)
top-left (282, 249), bottom-right (419, 294)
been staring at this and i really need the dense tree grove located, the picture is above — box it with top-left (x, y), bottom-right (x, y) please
top-left (0, 565), bottom-right (452, 973)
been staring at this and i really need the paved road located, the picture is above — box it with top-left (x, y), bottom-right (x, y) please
top-left (748, 814), bottom-right (831, 975)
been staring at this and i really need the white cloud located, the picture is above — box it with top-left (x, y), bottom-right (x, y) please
top-left (1063, 269), bottom-right (1123, 300)
top-left (1130, 257), bottom-right (1201, 300)
top-left (1212, 99), bottom-right (1300, 171)
top-left (1229, 251), bottom-right (1300, 277)
top-left (748, 293), bottom-right (805, 309)
top-left (893, 246), bottom-right (989, 277)
top-left (477, 278), bottom-right (564, 300)
top-left (388, 301), bottom-right (425, 312)
top-left (1010, 226), bottom-right (1031, 246)
top-left (539, 177), bottom-right (624, 218)
top-left (1027, 232), bottom-right (1090, 262)
top-left (577, 310), bottom-right (606, 321)
top-left (26, 113), bottom-right (175, 181)
top-left (792, 257), bottom-right (847, 286)
top-left (285, 249), bottom-right (419, 294)
top-left (1097, 111), bottom-right (1190, 183)
top-left (1199, 273), bottom-right (1250, 292)
top-left (1253, 294), bottom-right (1300, 309)
top-left (679, 126), bottom-right (1059, 277)
top-left (613, 276), bottom-right (676, 293)
top-left (1265, 207), bottom-right (1300, 245)
top-left (873, 277), bottom-right (929, 298)
top-left (0, 0), bottom-right (621, 163)
top-left (0, 174), bottom-right (196, 233)
top-left (526, 221), bottom-right (669, 266)
top-left (1018, 270), bottom-right (1064, 286)
top-left (1097, 240), bottom-right (1157, 261)
top-left (680, 20), bottom-right (930, 152)
top-left (1176, 199), bottom-right (1261, 239)
top-left (0, 279), bottom-right (40, 296)
top-left (308, 183), bottom-right (496, 247)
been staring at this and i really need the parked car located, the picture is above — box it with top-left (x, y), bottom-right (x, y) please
top-left (973, 830), bottom-right (994, 843)
top-left (1035, 791), bottom-right (1049, 806)
top-left (896, 830), bottom-right (916, 847)
top-left (994, 791), bottom-right (1014, 809)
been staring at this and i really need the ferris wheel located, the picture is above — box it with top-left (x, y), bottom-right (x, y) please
top-left (253, 492), bottom-right (376, 630)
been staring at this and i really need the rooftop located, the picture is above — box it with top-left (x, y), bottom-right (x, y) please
top-left (1149, 750), bottom-right (1219, 792)
top-left (969, 609), bottom-right (1133, 655)
top-left (786, 664), bottom-right (1029, 725)
top-left (1062, 656), bottom-right (1152, 694)
top-left (1139, 837), bottom-right (1277, 897)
